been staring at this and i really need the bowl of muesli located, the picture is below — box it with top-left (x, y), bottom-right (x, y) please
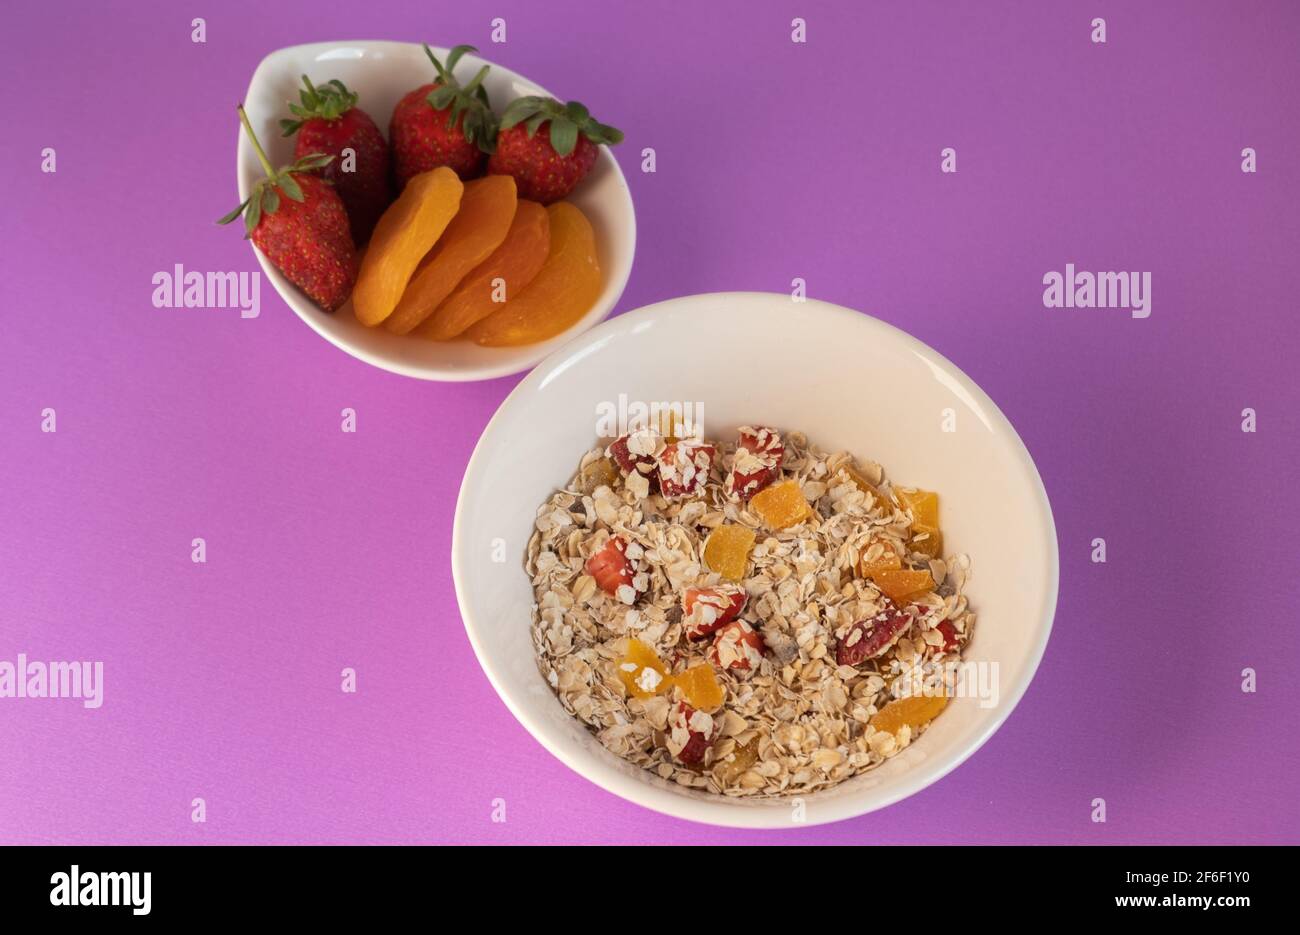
top-left (453, 292), bottom-right (1057, 828)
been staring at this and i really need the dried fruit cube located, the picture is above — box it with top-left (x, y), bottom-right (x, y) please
top-left (870, 694), bottom-right (948, 736)
top-left (668, 701), bottom-right (715, 765)
top-left (748, 479), bottom-right (811, 529)
top-left (656, 440), bottom-right (716, 499)
top-left (871, 568), bottom-right (933, 604)
top-left (843, 462), bottom-right (892, 514)
top-left (618, 638), bottom-right (669, 699)
top-left (717, 736), bottom-right (760, 783)
top-left (895, 487), bottom-right (939, 528)
top-left (682, 584), bottom-right (746, 640)
top-left (703, 525), bottom-right (756, 581)
top-left (909, 523), bottom-right (944, 559)
top-left (672, 664), bottom-right (725, 712)
top-left (606, 428), bottom-right (663, 493)
top-left (858, 541), bottom-right (902, 578)
top-left (836, 600), bottom-right (911, 666)
top-left (708, 619), bottom-right (766, 672)
top-left (935, 620), bottom-right (960, 653)
top-left (575, 456), bottom-right (618, 495)
top-left (585, 536), bottom-right (648, 603)
top-left (726, 426), bottom-right (784, 500)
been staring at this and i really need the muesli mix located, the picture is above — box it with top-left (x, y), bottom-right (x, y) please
top-left (526, 423), bottom-right (975, 797)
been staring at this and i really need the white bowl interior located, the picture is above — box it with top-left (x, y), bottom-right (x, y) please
top-left (454, 293), bottom-right (1058, 828)
top-left (239, 41), bottom-right (635, 381)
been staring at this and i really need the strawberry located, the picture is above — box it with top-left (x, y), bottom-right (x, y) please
top-left (726, 426), bottom-right (785, 501)
top-left (488, 97), bottom-right (623, 203)
top-left (585, 535), bottom-right (648, 604)
top-left (656, 440), bottom-right (716, 500)
top-left (606, 428), bottom-right (662, 495)
top-left (935, 620), bottom-right (960, 653)
top-left (668, 701), bottom-right (714, 766)
top-left (219, 106), bottom-right (357, 312)
top-left (279, 75), bottom-right (392, 244)
top-left (390, 44), bottom-right (496, 186)
top-left (682, 585), bottom-right (746, 640)
top-left (836, 599), bottom-right (911, 667)
top-left (708, 619), bottom-right (766, 673)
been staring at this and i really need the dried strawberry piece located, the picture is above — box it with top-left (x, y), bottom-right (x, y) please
top-left (935, 620), bottom-right (960, 653)
top-left (682, 584), bottom-right (746, 640)
top-left (656, 440), bottom-right (716, 499)
top-left (585, 536), bottom-right (648, 604)
top-left (836, 599), bottom-right (912, 667)
top-left (708, 619), bottom-right (766, 672)
top-left (606, 428), bottom-right (662, 494)
top-left (726, 426), bottom-right (784, 500)
top-left (668, 701), bottom-right (715, 765)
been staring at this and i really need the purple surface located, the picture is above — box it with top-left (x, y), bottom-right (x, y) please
top-left (2, 0), bottom-right (1297, 845)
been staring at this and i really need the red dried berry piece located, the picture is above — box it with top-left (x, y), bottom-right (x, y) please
top-left (836, 599), bottom-right (912, 667)
top-left (682, 584), bottom-right (746, 640)
top-left (708, 619), bottom-right (766, 672)
top-left (669, 701), bottom-right (715, 766)
top-left (935, 620), bottom-right (960, 653)
top-left (656, 440), bottom-right (716, 499)
top-left (606, 428), bottom-right (661, 493)
top-left (726, 426), bottom-right (784, 500)
top-left (585, 536), bottom-right (635, 599)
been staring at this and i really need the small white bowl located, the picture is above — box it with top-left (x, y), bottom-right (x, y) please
top-left (454, 293), bottom-right (1059, 828)
top-left (238, 41), bottom-right (636, 382)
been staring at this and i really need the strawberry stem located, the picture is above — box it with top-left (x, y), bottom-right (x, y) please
top-left (237, 104), bottom-right (276, 178)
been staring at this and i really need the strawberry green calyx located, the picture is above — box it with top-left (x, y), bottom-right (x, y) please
top-left (218, 105), bottom-right (334, 237)
top-left (422, 43), bottom-right (497, 154)
top-left (279, 75), bottom-right (359, 135)
top-left (498, 96), bottom-right (624, 157)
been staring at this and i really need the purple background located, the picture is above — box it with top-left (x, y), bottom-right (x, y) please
top-left (2, 0), bottom-right (1297, 844)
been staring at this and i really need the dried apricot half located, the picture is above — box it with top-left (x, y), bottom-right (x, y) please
top-left (416, 199), bottom-right (550, 340)
top-left (352, 167), bottom-right (463, 326)
top-left (384, 175), bottom-right (518, 334)
top-left (463, 202), bottom-right (601, 346)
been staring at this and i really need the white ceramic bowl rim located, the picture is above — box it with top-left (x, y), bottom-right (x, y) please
top-left (454, 293), bottom-right (1059, 828)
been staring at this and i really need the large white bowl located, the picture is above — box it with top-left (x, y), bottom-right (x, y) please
top-left (238, 41), bottom-right (635, 381)
top-left (454, 293), bottom-right (1058, 828)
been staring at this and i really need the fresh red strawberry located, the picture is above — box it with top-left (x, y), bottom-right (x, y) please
top-left (836, 599), bottom-right (911, 667)
top-left (656, 440), bottom-right (716, 499)
top-left (488, 96), bottom-right (623, 203)
top-left (726, 426), bottom-right (785, 500)
top-left (606, 428), bottom-right (662, 494)
top-left (708, 619), bottom-right (766, 672)
top-left (935, 620), bottom-right (960, 653)
top-left (279, 75), bottom-right (392, 244)
top-left (668, 701), bottom-right (714, 766)
top-left (682, 585), bottom-right (746, 640)
top-left (390, 44), bottom-right (496, 186)
top-left (219, 106), bottom-right (357, 312)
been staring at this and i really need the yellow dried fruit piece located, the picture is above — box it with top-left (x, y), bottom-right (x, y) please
top-left (353, 167), bottom-right (463, 326)
top-left (617, 638), bottom-right (670, 699)
top-left (416, 199), bottom-right (550, 340)
top-left (859, 542), bottom-right (903, 579)
top-left (749, 479), bottom-right (811, 530)
top-left (895, 487), bottom-right (939, 528)
top-left (575, 456), bottom-right (618, 495)
top-left (384, 175), bottom-right (519, 334)
top-left (464, 202), bottom-right (601, 346)
top-left (844, 463), bottom-right (892, 514)
top-left (717, 737), bottom-right (760, 783)
top-left (870, 694), bottom-right (948, 735)
top-left (703, 525), bottom-right (756, 581)
top-left (909, 523), bottom-right (944, 559)
top-left (871, 568), bottom-right (934, 604)
top-left (672, 664), bottom-right (724, 712)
